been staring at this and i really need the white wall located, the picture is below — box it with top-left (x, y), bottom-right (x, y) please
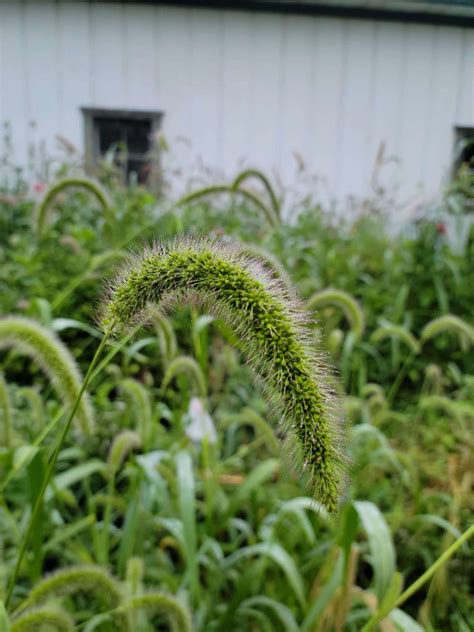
top-left (0, 1), bottom-right (473, 203)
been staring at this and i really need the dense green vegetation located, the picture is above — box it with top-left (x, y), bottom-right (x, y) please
top-left (0, 163), bottom-right (472, 631)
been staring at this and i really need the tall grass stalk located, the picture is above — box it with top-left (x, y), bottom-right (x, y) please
top-left (361, 523), bottom-right (474, 631)
top-left (5, 328), bottom-right (113, 608)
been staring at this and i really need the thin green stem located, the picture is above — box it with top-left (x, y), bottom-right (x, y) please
top-left (361, 523), bottom-right (473, 631)
top-left (89, 328), bottom-right (138, 384)
top-left (386, 350), bottom-right (417, 405)
top-left (0, 408), bottom-right (66, 495)
top-left (99, 475), bottom-right (116, 567)
top-left (5, 326), bottom-right (113, 608)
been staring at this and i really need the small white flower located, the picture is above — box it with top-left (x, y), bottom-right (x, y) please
top-left (185, 397), bottom-right (217, 445)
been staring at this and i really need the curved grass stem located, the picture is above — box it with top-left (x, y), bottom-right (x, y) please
top-left (361, 523), bottom-right (473, 631)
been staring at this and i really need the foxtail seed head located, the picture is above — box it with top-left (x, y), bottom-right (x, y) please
top-left (421, 314), bottom-right (474, 351)
top-left (161, 355), bottom-right (207, 398)
top-left (120, 379), bottom-right (153, 446)
top-left (175, 184), bottom-right (279, 228)
top-left (370, 323), bottom-right (420, 354)
top-left (0, 374), bottom-right (13, 448)
top-left (11, 606), bottom-right (73, 632)
top-left (34, 176), bottom-right (111, 238)
top-left (231, 168), bottom-right (281, 218)
top-left (107, 430), bottom-right (142, 475)
top-left (19, 566), bottom-right (122, 613)
top-left (306, 288), bottom-right (365, 341)
top-left (116, 593), bottom-right (193, 632)
top-left (101, 238), bottom-right (344, 511)
top-left (0, 317), bottom-right (94, 436)
top-left (153, 311), bottom-right (178, 364)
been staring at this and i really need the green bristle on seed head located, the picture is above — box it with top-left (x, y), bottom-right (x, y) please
top-left (101, 238), bottom-right (344, 511)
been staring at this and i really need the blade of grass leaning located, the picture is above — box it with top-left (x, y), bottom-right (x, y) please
top-left (0, 408), bottom-right (68, 495)
top-left (0, 600), bottom-right (10, 632)
top-left (388, 608), bottom-right (424, 631)
top-left (43, 515), bottom-right (96, 554)
top-left (301, 554), bottom-right (344, 631)
top-left (224, 542), bottom-right (307, 609)
top-left (230, 458), bottom-right (280, 512)
top-left (117, 479), bottom-right (142, 576)
top-left (176, 451), bottom-right (199, 605)
top-left (45, 460), bottom-right (108, 501)
top-left (354, 500), bottom-right (396, 602)
top-left (0, 374), bottom-right (13, 449)
top-left (238, 596), bottom-right (298, 632)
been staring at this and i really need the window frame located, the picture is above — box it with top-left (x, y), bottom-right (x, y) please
top-left (81, 106), bottom-right (164, 186)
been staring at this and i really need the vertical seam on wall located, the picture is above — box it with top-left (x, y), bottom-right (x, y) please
top-left (454, 27), bottom-right (468, 125)
top-left (334, 17), bottom-right (349, 198)
top-left (56, 1), bottom-right (63, 133)
top-left (216, 10), bottom-right (225, 169)
top-left (366, 20), bottom-right (378, 194)
top-left (275, 14), bottom-right (287, 178)
top-left (122, 3), bottom-right (128, 104)
top-left (395, 22), bottom-right (408, 164)
top-left (21, 0), bottom-right (30, 141)
top-left (154, 5), bottom-right (160, 108)
top-left (421, 25), bottom-right (439, 186)
top-left (88, 3), bottom-right (95, 103)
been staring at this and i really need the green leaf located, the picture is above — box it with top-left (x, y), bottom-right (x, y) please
top-left (52, 318), bottom-right (102, 338)
top-left (418, 514), bottom-right (463, 540)
top-left (46, 460), bottom-right (107, 501)
top-left (118, 487), bottom-right (142, 575)
top-left (378, 572), bottom-right (403, 616)
top-left (389, 608), bottom-right (424, 632)
top-left (301, 554), bottom-right (344, 631)
top-left (176, 451), bottom-right (199, 604)
top-left (231, 459), bottom-right (279, 510)
top-left (354, 501), bottom-right (396, 601)
top-left (239, 596), bottom-right (299, 632)
top-left (44, 515), bottom-right (96, 553)
top-left (224, 542), bottom-right (307, 609)
top-left (0, 600), bottom-right (10, 632)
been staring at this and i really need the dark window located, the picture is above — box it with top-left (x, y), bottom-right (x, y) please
top-left (453, 126), bottom-right (474, 175)
top-left (82, 107), bottom-right (163, 185)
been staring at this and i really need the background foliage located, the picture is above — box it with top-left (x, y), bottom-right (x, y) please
top-left (0, 155), bottom-right (473, 631)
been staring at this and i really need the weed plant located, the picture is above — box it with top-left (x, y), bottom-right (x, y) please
top-left (0, 165), bottom-right (472, 631)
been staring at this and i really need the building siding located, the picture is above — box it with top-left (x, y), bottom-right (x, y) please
top-left (1, 0), bottom-right (473, 202)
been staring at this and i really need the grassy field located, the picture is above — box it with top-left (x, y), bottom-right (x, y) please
top-left (0, 164), bottom-right (472, 631)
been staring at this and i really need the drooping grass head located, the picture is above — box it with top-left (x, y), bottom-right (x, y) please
top-left (101, 238), bottom-right (344, 510)
top-left (34, 176), bottom-right (111, 239)
top-left (0, 317), bottom-right (94, 436)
